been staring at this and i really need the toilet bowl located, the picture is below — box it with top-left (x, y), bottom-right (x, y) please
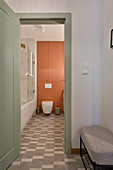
top-left (42, 101), bottom-right (53, 114)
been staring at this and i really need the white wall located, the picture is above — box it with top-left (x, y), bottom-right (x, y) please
top-left (21, 25), bottom-right (64, 41)
top-left (5, 0), bottom-right (103, 148)
top-left (102, 0), bottom-right (113, 132)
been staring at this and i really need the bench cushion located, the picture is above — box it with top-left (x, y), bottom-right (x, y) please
top-left (81, 125), bottom-right (113, 165)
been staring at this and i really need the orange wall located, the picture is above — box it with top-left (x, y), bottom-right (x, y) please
top-left (37, 41), bottom-right (64, 113)
top-left (37, 82), bottom-right (64, 112)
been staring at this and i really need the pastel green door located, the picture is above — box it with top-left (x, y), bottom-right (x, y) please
top-left (0, 0), bottom-right (20, 170)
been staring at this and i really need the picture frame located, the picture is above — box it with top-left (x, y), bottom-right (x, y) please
top-left (110, 29), bottom-right (113, 48)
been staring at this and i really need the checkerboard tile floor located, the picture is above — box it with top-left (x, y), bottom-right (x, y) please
top-left (8, 113), bottom-right (86, 170)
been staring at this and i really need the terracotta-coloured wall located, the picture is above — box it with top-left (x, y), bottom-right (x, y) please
top-left (37, 41), bottom-right (64, 113)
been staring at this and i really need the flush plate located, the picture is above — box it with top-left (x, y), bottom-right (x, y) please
top-left (45, 84), bottom-right (52, 88)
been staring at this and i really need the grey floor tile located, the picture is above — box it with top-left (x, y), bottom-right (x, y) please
top-left (22, 151), bottom-right (35, 158)
top-left (21, 138), bottom-right (31, 143)
top-left (65, 163), bottom-right (70, 170)
top-left (38, 139), bottom-right (47, 143)
top-left (18, 162), bottom-right (32, 170)
top-left (43, 156), bottom-right (54, 165)
top-left (45, 144), bottom-right (54, 149)
top-left (34, 149), bottom-right (45, 156)
top-left (30, 159), bottom-right (43, 168)
top-left (42, 168), bottom-right (54, 170)
top-left (54, 165), bottom-right (65, 170)
top-left (65, 154), bottom-right (75, 159)
top-left (54, 154), bottom-right (64, 161)
top-left (27, 143), bottom-right (37, 149)
top-left (32, 134), bottom-right (40, 138)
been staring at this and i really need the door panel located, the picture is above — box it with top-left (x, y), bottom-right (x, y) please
top-left (49, 42), bottom-right (64, 81)
top-left (0, 8), bottom-right (14, 159)
top-left (0, 1), bottom-right (20, 169)
top-left (37, 42), bottom-right (49, 81)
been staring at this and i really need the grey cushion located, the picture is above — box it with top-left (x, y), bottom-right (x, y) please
top-left (81, 125), bottom-right (113, 165)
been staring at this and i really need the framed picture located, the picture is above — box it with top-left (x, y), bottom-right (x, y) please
top-left (110, 29), bottom-right (113, 48)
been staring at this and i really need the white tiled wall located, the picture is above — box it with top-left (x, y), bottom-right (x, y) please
top-left (21, 38), bottom-right (36, 130)
top-left (21, 38), bottom-right (35, 103)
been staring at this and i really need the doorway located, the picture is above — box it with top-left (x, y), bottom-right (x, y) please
top-left (18, 13), bottom-right (71, 154)
top-left (20, 24), bottom-right (65, 140)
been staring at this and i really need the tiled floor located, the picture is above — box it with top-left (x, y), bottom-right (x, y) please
top-left (8, 113), bottom-right (86, 170)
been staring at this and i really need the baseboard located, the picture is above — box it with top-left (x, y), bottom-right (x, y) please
top-left (71, 148), bottom-right (85, 154)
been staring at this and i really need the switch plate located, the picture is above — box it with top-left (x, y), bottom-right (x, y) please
top-left (45, 84), bottom-right (52, 88)
top-left (83, 63), bottom-right (89, 75)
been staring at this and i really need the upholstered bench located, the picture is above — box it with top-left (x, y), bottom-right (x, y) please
top-left (80, 126), bottom-right (113, 169)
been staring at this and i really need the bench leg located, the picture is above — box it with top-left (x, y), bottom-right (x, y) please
top-left (80, 136), bottom-right (82, 157)
top-left (80, 137), bottom-right (87, 170)
top-left (93, 164), bottom-right (96, 170)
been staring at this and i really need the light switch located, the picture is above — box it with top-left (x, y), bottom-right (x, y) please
top-left (45, 84), bottom-right (52, 88)
top-left (83, 63), bottom-right (89, 75)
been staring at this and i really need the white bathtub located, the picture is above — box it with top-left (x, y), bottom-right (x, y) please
top-left (21, 99), bottom-right (36, 130)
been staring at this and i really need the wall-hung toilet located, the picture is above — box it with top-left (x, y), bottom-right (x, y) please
top-left (42, 101), bottom-right (53, 115)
